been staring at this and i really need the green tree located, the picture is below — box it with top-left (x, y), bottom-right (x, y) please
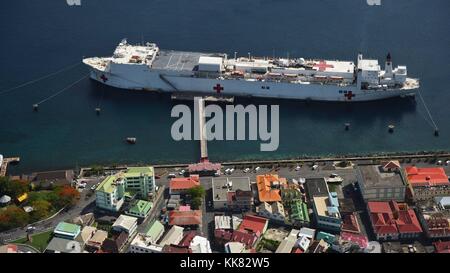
top-left (0, 177), bottom-right (29, 198)
top-left (30, 200), bottom-right (52, 222)
top-left (187, 185), bottom-right (205, 199)
top-left (0, 206), bottom-right (30, 231)
top-left (191, 197), bottom-right (203, 210)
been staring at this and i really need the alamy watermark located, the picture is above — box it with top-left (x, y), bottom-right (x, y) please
top-left (66, 0), bottom-right (81, 6)
top-left (171, 98), bottom-right (279, 152)
top-left (366, 0), bottom-right (381, 6)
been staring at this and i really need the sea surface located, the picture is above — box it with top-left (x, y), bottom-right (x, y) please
top-left (0, 0), bottom-right (449, 174)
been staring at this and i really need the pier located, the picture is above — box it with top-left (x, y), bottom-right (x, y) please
top-left (0, 157), bottom-right (20, 177)
top-left (197, 97), bottom-right (208, 161)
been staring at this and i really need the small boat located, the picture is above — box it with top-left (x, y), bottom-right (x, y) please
top-left (126, 137), bottom-right (137, 144)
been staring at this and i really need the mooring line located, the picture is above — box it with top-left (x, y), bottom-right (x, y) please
top-left (416, 89), bottom-right (439, 131)
top-left (0, 61), bottom-right (82, 96)
top-left (34, 74), bottom-right (88, 106)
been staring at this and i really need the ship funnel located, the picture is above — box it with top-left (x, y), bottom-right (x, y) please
top-left (385, 52), bottom-right (393, 77)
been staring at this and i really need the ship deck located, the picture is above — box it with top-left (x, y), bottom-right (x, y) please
top-left (151, 50), bottom-right (222, 72)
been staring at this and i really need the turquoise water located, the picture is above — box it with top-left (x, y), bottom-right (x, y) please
top-left (0, 0), bottom-right (449, 174)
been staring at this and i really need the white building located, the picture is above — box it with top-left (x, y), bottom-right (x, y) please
top-left (112, 215), bottom-right (138, 236)
top-left (189, 236), bottom-right (212, 253)
top-left (128, 234), bottom-right (163, 253)
top-left (224, 242), bottom-right (246, 253)
top-left (159, 225), bottom-right (184, 247)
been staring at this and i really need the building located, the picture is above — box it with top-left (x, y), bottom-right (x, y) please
top-left (85, 229), bottom-right (108, 252)
top-left (188, 160), bottom-right (221, 176)
top-left (143, 220), bottom-right (165, 243)
top-left (214, 215), bottom-right (241, 230)
top-left (357, 163), bottom-right (407, 201)
top-left (224, 242), bottom-right (246, 253)
top-left (305, 178), bottom-right (329, 202)
top-left (53, 222), bottom-right (81, 240)
top-left (405, 166), bottom-right (450, 200)
top-left (128, 234), bottom-right (163, 253)
top-left (75, 226), bottom-right (97, 247)
top-left (416, 198), bottom-right (450, 239)
top-left (101, 231), bottom-right (128, 253)
top-left (0, 244), bottom-right (18, 253)
top-left (31, 170), bottom-right (74, 189)
top-left (313, 192), bottom-right (342, 232)
top-left (45, 237), bottom-right (83, 253)
top-left (159, 225), bottom-right (184, 247)
top-left (341, 212), bottom-right (361, 234)
top-left (169, 175), bottom-right (200, 195)
top-left (95, 166), bottom-right (155, 212)
top-left (367, 200), bottom-right (422, 241)
top-left (112, 214), bottom-right (138, 236)
top-left (238, 214), bottom-right (268, 236)
top-left (190, 235), bottom-right (212, 253)
top-left (230, 230), bottom-right (259, 249)
top-left (275, 229), bottom-right (299, 253)
top-left (125, 199), bottom-right (152, 218)
top-left (289, 200), bottom-right (310, 227)
top-left (162, 244), bottom-right (192, 253)
top-left (168, 210), bottom-right (202, 227)
top-left (433, 241), bottom-right (450, 253)
top-left (257, 202), bottom-right (286, 222)
top-left (298, 227), bottom-right (316, 240)
top-left (332, 232), bottom-right (368, 253)
top-left (212, 177), bottom-right (253, 210)
top-left (256, 174), bottom-right (287, 203)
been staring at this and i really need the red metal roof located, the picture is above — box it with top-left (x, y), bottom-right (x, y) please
top-left (169, 210), bottom-right (202, 226)
top-left (405, 166), bottom-right (449, 187)
top-left (238, 215), bottom-right (268, 235)
top-left (368, 201), bottom-right (422, 236)
top-left (231, 230), bottom-right (258, 248)
top-left (179, 231), bottom-right (197, 247)
top-left (170, 175), bottom-right (200, 191)
top-left (340, 232), bottom-right (368, 249)
top-left (433, 241), bottom-right (450, 253)
top-left (188, 160), bottom-right (221, 172)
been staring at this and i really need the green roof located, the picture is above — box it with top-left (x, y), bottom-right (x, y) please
top-left (128, 199), bottom-right (152, 215)
top-left (96, 175), bottom-right (122, 194)
top-left (123, 166), bottom-right (154, 177)
top-left (54, 222), bottom-right (81, 234)
top-left (316, 231), bottom-right (336, 244)
top-left (290, 200), bottom-right (310, 222)
top-left (145, 220), bottom-right (164, 238)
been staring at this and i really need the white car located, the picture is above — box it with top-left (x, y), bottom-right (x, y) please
top-left (229, 168), bottom-right (235, 174)
top-left (179, 169), bottom-right (186, 175)
top-left (254, 166), bottom-right (261, 172)
top-left (312, 164), bottom-right (319, 170)
top-left (224, 168), bottom-right (231, 174)
top-left (168, 173), bottom-right (176, 178)
top-left (243, 168), bottom-right (250, 173)
top-left (295, 166), bottom-right (301, 171)
top-left (90, 185), bottom-right (97, 191)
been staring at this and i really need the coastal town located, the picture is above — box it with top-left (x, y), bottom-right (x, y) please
top-left (1, 153), bottom-right (450, 254)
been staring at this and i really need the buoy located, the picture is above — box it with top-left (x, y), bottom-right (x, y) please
top-left (434, 129), bottom-right (439, 137)
top-left (388, 125), bottom-right (395, 133)
top-left (33, 104), bottom-right (39, 111)
top-left (95, 108), bottom-right (101, 115)
top-left (345, 123), bottom-right (350, 131)
top-left (126, 137), bottom-right (137, 144)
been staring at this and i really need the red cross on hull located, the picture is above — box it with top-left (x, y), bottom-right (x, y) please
top-left (100, 74), bottom-right (108, 82)
top-left (213, 83), bottom-right (224, 94)
top-left (314, 60), bottom-right (334, 71)
top-left (344, 91), bottom-right (355, 100)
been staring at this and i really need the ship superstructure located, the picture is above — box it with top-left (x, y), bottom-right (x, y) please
top-left (83, 39), bottom-right (419, 102)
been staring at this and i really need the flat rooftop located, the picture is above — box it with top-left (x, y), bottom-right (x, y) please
top-left (152, 50), bottom-right (223, 71)
top-left (305, 178), bottom-right (329, 199)
top-left (212, 177), bottom-right (251, 202)
top-left (358, 165), bottom-right (406, 188)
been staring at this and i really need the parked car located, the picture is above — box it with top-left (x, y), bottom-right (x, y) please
top-left (168, 173), bottom-right (176, 178)
top-left (254, 166), bottom-right (261, 172)
top-left (295, 165), bottom-right (301, 171)
top-left (179, 169), bottom-right (186, 175)
top-left (312, 164), bottom-right (319, 170)
top-left (243, 168), bottom-right (250, 173)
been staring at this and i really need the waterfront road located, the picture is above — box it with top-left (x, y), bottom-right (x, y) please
top-left (0, 177), bottom-right (101, 244)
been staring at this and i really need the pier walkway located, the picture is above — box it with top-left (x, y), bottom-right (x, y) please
top-left (197, 97), bottom-right (208, 161)
top-left (0, 157), bottom-right (20, 177)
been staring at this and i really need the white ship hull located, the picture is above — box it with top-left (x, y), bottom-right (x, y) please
top-left (83, 40), bottom-right (419, 102)
top-left (87, 68), bottom-right (416, 102)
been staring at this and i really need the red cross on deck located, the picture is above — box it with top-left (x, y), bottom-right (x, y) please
top-left (100, 74), bottom-right (108, 82)
top-left (213, 83), bottom-right (224, 94)
top-left (314, 60), bottom-right (334, 71)
top-left (345, 91), bottom-right (355, 100)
